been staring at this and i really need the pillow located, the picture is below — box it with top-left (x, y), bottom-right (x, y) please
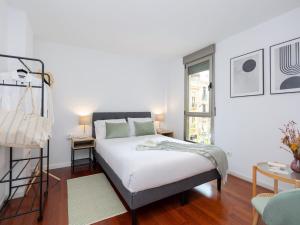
top-left (105, 122), bottom-right (129, 139)
top-left (94, 119), bottom-right (126, 139)
top-left (134, 121), bottom-right (155, 136)
top-left (127, 117), bottom-right (154, 136)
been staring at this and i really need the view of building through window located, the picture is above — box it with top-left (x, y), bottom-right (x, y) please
top-left (188, 70), bottom-right (209, 113)
top-left (187, 117), bottom-right (211, 144)
top-left (187, 70), bottom-right (211, 144)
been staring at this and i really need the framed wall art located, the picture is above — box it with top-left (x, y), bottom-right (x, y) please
top-left (270, 37), bottom-right (300, 94)
top-left (230, 49), bottom-right (264, 98)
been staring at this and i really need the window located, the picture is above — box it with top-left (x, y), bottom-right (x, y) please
top-left (184, 55), bottom-right (214, 144)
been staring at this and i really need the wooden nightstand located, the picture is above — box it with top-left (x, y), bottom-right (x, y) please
top-left (71, 137), bottom-right (96, 172)
top-left (157, 129), bottom-right (174, 138)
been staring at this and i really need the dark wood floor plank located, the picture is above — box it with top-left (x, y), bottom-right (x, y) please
top-left (0, 165), bottom-right (267, 225)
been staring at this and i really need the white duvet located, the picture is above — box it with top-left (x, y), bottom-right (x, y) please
top-left (96, 135), bottom-right (214, 192)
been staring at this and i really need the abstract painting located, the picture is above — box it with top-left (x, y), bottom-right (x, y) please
top-left (230, 49), bottom-right (264, 98)
top-left (270, 37), bottom-right (300, 94)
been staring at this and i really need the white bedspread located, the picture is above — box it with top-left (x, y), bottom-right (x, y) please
top-left (96, 135), bottom-right (214, 192)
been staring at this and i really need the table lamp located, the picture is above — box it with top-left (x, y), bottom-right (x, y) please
top-left (155, 113), bottom-right (165, 131)
top-left (79, 115), bottom-right (90, 137)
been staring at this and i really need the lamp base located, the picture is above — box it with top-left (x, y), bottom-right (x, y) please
top-left (79, 125), bottom-right (89, 138)
top-left (156, 128), bottom-right (164, 133)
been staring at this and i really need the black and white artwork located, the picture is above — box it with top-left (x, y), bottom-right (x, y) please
top-left (230, 49), bottom-right (264, 97)
top-left (270, 37), bottom-right (300, 94)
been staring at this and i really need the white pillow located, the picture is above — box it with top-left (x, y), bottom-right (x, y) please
top-left (127, 117), bottom-right (155, 136)
top-left (94, 119), bottom-right (126, 139)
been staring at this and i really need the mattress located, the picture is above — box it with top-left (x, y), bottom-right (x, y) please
top-left (95, 135), bottom-right (214, 192)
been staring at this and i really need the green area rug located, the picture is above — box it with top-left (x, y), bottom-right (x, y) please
top-left (67, 173), bottom-right (127, 225)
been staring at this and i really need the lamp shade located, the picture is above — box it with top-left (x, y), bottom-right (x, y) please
top-left (79, 115), bottom-right (90, 125)
top-left (154, 113), bottom-right (165, 122)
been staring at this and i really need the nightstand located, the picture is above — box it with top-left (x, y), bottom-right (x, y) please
top-left (157, 129), bottom-right (174, 138)
top-left (71, 137), bottom-right (96, 172)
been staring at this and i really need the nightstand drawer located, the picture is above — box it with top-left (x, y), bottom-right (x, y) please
top-left (157, 130), bottom-right (174, 138)
top-left (71, 138), bottom-right (95, 149)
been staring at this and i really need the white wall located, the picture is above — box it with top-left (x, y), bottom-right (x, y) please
top-left (0, 0), bottom-right (9, 207)
top-left (166, 8), bottom-right (300, 188)
top-left (0, 2), bottom-right (34, 205)
top-left (0, 1), bottom-right (7, 54)
top-left (214, 8), bottom-right (300, 185)
top-left (7, 6), bottom-right (33, 57)
top-left (34, 40), bottom-right (169, 169)
top-left (165, 59), bottom-right (185, 140)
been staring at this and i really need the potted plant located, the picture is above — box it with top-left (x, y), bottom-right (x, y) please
top-left (280, 121), bottom-right (300, 173)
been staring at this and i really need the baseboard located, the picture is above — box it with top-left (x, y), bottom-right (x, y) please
top-left (13, 188), bottom-right (26, 199)
top-left (0, 186), bottom-right (26, 207)
top-left (229, 170), bottom-right (274, 191)
top-left (48, 161), bottom-right (71, 170)
top-left (0, 192), bottom-right (6, 209)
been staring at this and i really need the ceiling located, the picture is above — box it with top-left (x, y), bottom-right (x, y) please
top-left (7, 0), bottom-right (300, 58)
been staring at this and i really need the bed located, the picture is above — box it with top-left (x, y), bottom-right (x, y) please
top-left (92, 112), bottom-right (221, 225)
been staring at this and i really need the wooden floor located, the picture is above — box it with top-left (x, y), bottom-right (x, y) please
top-left (0, 165), bottom-right (268, 225)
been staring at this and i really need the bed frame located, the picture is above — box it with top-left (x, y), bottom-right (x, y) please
top-left (92, 112), bottom-right (221, 225)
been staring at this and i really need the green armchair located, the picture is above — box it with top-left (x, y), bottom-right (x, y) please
top-left (251, 189), bottom-right (300, 225)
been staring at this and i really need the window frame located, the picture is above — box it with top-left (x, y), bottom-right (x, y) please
top-left (184, 54), bottom-right (215, 144)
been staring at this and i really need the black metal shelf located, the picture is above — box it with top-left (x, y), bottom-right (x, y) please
top-left (0, 179), bottom-right (43, 221)
top-left (0, 147), bottom-right (50, 221)
top-left (0, 53), bottom-right (50, 222)
top-left (73, 158), bottom-right (92, 167)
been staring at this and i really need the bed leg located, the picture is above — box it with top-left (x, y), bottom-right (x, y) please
top-left (217, 178), bottom-right (222, 192)
top-left (180, 191), bottom-right (188, 206)
top-left (131, 209), bottom-right (137, 225)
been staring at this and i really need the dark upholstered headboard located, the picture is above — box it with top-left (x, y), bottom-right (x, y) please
top-left (92, 112), bottom-right (151, 138)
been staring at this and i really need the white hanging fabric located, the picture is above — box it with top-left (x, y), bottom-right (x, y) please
top-left (29, 75), bottom-right (54, 132)
top-left (46, 85), bottom-right (54, 129)
top-left (0, 71), bottom-right (54, 126)
top-left (0, 71), bottom-right (22, 110)
top-left (0, 86), bottom-right (52, 149)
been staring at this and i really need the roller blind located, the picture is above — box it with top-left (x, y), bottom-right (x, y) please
top-left (183, 44), bottom-right (215, 65)
top-left (188, 60), bottom-right (209, 75)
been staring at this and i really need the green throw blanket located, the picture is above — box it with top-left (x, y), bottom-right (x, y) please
top-left (136, 141), bottom-right (228, 182)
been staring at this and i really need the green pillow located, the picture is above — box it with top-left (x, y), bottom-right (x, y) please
top-left (105, 122), bottom-right (129, 139)
top-left (134, 121), bottom-right (155, 136)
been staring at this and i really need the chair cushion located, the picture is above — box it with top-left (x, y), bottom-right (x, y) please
top-left (262, 189), bottom-right (300, 225)
top-left (251, 196), bottom-right (272, 215)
